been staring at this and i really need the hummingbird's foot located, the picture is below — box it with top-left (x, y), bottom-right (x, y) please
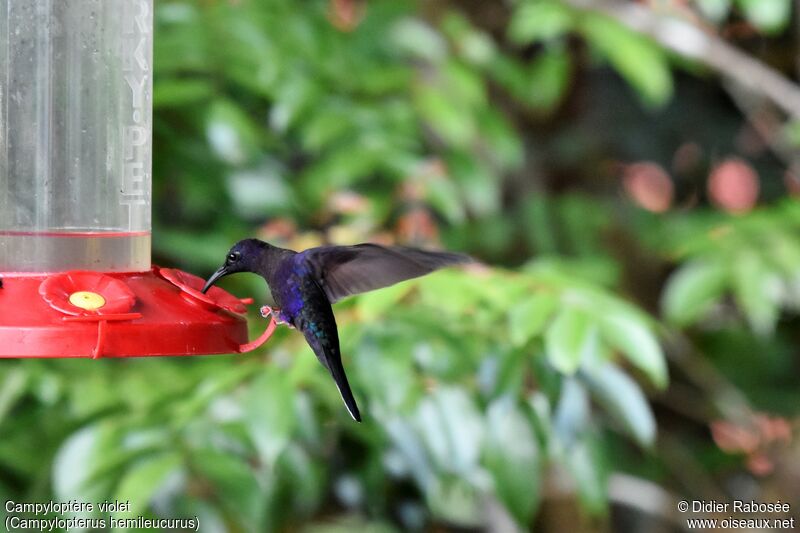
top-left (260, 306), bottom-right (295, 328)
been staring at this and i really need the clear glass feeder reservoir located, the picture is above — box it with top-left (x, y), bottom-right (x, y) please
top-left (1, 0), bottom-right (151, 272)
top-left (0, 0), bottom-right (274, 357)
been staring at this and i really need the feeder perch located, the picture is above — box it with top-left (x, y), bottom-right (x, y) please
top-left (0, 0), bottom-right (274, 357)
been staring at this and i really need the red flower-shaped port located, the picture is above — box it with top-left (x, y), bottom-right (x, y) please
top-left (159, 268), bottom-right (248, 315)
top-left (39, 272), bottom-right (136, 316)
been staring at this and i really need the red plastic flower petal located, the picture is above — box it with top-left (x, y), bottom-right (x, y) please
top-left (39, 271), bottom-right (136, 316)
top-left (158, 268), bottom-right (247, 315)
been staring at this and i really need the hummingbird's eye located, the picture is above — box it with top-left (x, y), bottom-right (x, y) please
top-left (227, 252), bottom-right (240, 263)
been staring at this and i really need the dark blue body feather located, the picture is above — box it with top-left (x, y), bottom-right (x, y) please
top-left (270, 252), bottom-right (361, 421)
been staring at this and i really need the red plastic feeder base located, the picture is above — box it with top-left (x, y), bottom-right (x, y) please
top-left (0, 267), bottom-right (275, 358)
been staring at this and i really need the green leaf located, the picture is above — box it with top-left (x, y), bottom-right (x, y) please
top-left (526, 47), bottom-right (571, 111)
top-left (553, 378), bottom-right (590, 447)
top-left (53, 424), bottom-right (118, 504)
top-left (213, 9), bottom-right (280, 96)
top-left (782, 121), bottom-right (800, 148)
top-left (354, 338), bottom-right (416, 410)
top-left (443, 13), bottom-right (496, 67)
top-left (489, 49), bottom-right (570, 112)
top-left (447, 153), bottom-right (500, 216)
top-left (764, 231), bottom-right (800, 280)
top-left (384, 418), bottom-right (435, 489)
top-left (0, 368), bottom-right (27, 425)
top-left (478, 107), bottom-right (524, 169)
top-left (579, 14), bottom-right (673, 107)
top-left (276, 444), bottom-right (325, 514)
top-left (226, 163), bottom-right (291, 218)
top-left (416, 85), bottom-right (476, 148)
top-left (696, 0), bottom-right (732, 22)
top-left (300, 105), bottom-right (353, 152)
top-left (426, 175), bottom-right (467, 224)
top-left (509, 2), bottom-right (574, 44)
top-left (418, 270), bottom-right (485, 314)
top-left (153, 14), bottom-right (209, 75)
top-left (581, 363), bottom-right (656, 448)
top-left (599, 313), bottom-right (667, 389)
top-left (301, 143), bottom-right (382, 198)
top-left (443, 62), bottom-right (487, 110)
top-left (662, 259), bottom-right (728, 326)
top-left (269, 75), bottom-right (319, 133)
top-left (114, 453), bottom-right (182, 518)
top-left (245, 369), bottom-right (296, 466)
top-left (192, 449), bottom-right (264, 530)
top-left (154, 79), bottom-right (215, 108)
top-left (483, 350), bottom-right (527, 397)
top-left (427, 477), bottom-right (483, 527)
top-left (565, 436), bottom-right (608, 515)
top-left (303, 516), bottom-right (399, 533)
top-left (415, 387), bottom-right (484, 475)
top-left (392, 18), bottom-right (448, 63)
top-left (732, 252), bottom-right (780, 334)
top-left (153, 229), bottom-right (237, 269)
top-left (357, 281), bottom-right (416, 321)
top-left (521, 196), bottom-right (558, 253)
top-left (484, 398), bottom-right (541, 525)
top-left (205, 99), bottom-right (262, 165)
top-left (545, 308), bottom-right (597, 375)
top-left (508, 294), bottom-right (557, 347)
top-left (736, 0), bottom-right (791, 33)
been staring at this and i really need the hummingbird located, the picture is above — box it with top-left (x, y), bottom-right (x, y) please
top-left (202, 239), bottom-right (471, 421)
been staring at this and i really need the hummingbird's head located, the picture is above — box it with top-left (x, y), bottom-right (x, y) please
top-left (201, 238), bottom-right (268, 293)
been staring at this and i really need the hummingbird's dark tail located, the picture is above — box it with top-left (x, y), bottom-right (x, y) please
top-left (300, 320), bottom-right (362, 422)
top-left (326, 354), bottom-right (362, 422)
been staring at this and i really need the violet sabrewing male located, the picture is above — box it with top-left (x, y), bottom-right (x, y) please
top-left (201, 239), bottom-right (472, 422)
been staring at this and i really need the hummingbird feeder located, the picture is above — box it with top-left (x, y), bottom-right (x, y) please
top-left (0, 0), bottom-right (275, 358)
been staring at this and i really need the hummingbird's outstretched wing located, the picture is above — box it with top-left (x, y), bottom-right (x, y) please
top-left (305, 244), bottom-right (472, 303)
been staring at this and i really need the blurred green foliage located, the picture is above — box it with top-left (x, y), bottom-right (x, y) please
top-left (2, 0), bottom-right (800, 531)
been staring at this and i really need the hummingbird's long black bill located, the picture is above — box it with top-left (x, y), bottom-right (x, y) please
top-left (201, 266), bottom-right (229, 294)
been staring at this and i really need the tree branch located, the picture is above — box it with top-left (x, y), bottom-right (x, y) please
top-left (563, 0), bottom-right (800, 120)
